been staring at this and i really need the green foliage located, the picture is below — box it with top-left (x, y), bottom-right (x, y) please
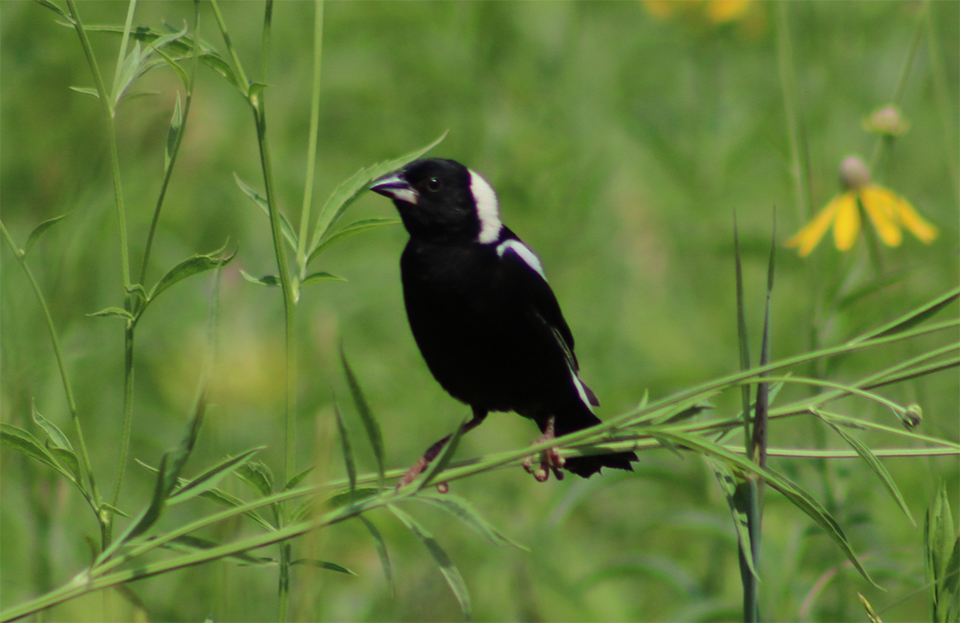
top-left (2, 1), bottom-right (958, 622)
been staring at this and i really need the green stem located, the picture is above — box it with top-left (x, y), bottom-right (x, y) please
top-left (0, 222), bottom-right (102, 515)
top-left (139, 2), bottom-right (201, 286)
top-left (296, 0), bottom-right (325, 278)
top-left (66, 0), bottom-right (134, 542)
top-left (209, 0), bottom-right (251, 89)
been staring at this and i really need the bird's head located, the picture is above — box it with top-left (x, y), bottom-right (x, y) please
top-left (369, 158), bottom-right (503, 243)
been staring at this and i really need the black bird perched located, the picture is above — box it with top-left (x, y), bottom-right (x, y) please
top-left (370, 158), bottom-right (637, 484)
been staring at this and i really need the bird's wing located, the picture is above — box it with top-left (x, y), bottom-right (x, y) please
top-left (497, 235), bottom-right (599, 407)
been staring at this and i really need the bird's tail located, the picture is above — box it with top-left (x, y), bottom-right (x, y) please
top-left (550, 402), bottom-right (638, 478)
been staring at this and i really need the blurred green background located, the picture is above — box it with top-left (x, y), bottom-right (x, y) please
top-left (2, 1), bottom-right (958, 621)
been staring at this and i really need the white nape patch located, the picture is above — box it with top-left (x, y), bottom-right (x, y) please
top-left (497, 239), bottom-right (546, 280)
top-left (469, 170), bottom-right (502, 244)
top-left (570, 369), bottom-right (595, 413)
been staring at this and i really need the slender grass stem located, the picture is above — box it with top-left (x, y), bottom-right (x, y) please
top-left (296, 0), bottom-right (325, 278)
top-left (209, 0), bottom-right (250, 89)
top-left (0, 221), bottom-right (102, 514)
top-left (65, 0), bottom-right (135, 539)
top-left (139, 3), bottom-right (201, 286)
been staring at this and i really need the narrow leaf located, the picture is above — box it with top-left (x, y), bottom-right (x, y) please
top-left (389, 505), bottom-right (472, 620)
top-left (307, 218), bottom-right (401, 265)
top-left (852, 287), bottom-right (959, 344)
top-left (87, 307), bottom-right (134, 321)
top-left (31, 402), bottom-right (73, 451)
top-left (240, 270), bottom-right (281, 287)
top-left (309, 132), bottom-right (447, 253)
top-left (24, 213), bottom-right (70, 256)
top-left (661, 430), bottom-right (879, 588)
top-left (48, 447), bottom-right (81, 484)
top-left (68, 86), bottom-right (100, 99)
top-left (284, 464), bottom-right (316, 491)
top-left (99, 502), bottom-right (132, 518)
top-left (165, 535), bottom-right (272, 566)
top-left (333, 401), bottom-right (357, 497)
top-left (340, 344), bottom-right (385, 489)
top-left (0, 423), bottom-right (67, 476)
top-left (823, 419), bottom-right (915, 526)
top-left (114, 41), bottom-right (143, 105)
top-left (358, 515), bottom-right (395, 596)
top-left (165, 92), bottom-right (183, 172)
top-left (32, 0), bottom-right (72, 22)
top-left (168, 447), bottom-right (262, 505)
top-left (300, 271), bottom-right (347, 287)
top-left (290, 558), bottom-right (357, 576)
top-left (415, 493), bottom-right (529, 551)
top-left (235, 461), bottom-right (275, 498)
top-left (234, 173), bottom-right (297, 251)
top-left (707, 459), bottom-right (759, 581)
top-left (147, 242), bottom-right (236, 303)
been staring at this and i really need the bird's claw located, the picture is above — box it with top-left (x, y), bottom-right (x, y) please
top-left (523, 417), bottom-right (565, 482)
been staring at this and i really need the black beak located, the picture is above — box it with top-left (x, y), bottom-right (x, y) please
top-left (370, 172), bottom-right (419, 205)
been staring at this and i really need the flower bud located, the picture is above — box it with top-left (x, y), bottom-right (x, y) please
top-left (863, 105), bottom-right (910, 136)
top-left (839, 156), bottom-right (871, 191)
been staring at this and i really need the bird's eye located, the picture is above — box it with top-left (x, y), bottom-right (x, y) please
top-left (425, 177), bottom-right (442, 192)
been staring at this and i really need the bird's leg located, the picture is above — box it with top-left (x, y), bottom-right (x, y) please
top-left (522, 416), bottom-right (565, 482)
top-left (396, 409), bottom-right (488, 490)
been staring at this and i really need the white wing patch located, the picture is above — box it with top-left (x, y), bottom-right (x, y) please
top-left (469, 170), bottom-right (502, 244)
top-left (570, 369), bottom-right (595, 413)
top-left (497, 239), bottom-right (546, 280)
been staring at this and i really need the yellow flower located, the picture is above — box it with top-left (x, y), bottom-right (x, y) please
top-left (786, 156), bottom-right (939, 257)
top-left (643, 0), bottom-right (751, 24)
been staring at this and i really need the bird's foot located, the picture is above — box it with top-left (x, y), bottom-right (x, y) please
top-left (396, 433), bottom-right (453, 492)
top-left (522, 417), bottom-right (565, 482)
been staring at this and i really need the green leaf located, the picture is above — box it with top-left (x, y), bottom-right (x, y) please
top-left (32, 0), bottom-right (73, 22)
top-left (0, 423), bottom-right (68, 477)
top-left (23, 213), bottom-right (70, 256)
top-left (358, 515), bottom-right (395, 596)
top-left (415, 493), bottom-right (529, 551)
top-left (284, 464), bottom-right (316, 491)
top-left (69, 86), bottom-right (100, 99)
top-left (146, 242), bottom-right (236, 303)
top-left (324, 487), bottom-right (379, 510)
top-left (234, 173), bottom-right (297, 251)
top-left (235, 460), bottom-right (275, 498)
top-left (309, 132), bottom-right (447, 254)
top-left (168, 447), bottom-right (262, 505)
top-left (153, 45), bottom-right (190, 91)
top-left (707, 459), bottom-right (759, 581)
top-left (852, 287), bottom-right (959, 344)
top-left (340, 344), bottom-right (385, 489)
top-left (240, 270), bottom-right (281, 287)
top-left (822, 417), bottom-right (915, 526)
top-left (87, 307), bottom-right (134, 321)
top-left (48, 447), bottom-right (81, 484)
top-left (307, 218), bottom-right (401, 266)
top-left (31, 402), bottom-right (73, 451)
top-left (114, 40), bottom-right (144, 105)
top-left (300, 271), bottom-right (347, 287)
top-left (333, 401), bottom-right (357, 498)
top-left (99, 502), bottom-right (132, 519)
top-left (165, 535), bottom-right (272, 566)
top-left (926, 481), bottom-right (960, 623)
top-left (389, 505), bottom-right (471, 620)
top-left (290, 558), bottom-right (357, 576)
top-left (165, 92), bottom-right (183, 172)
top-left (660, 430), bottom-right (879, 588)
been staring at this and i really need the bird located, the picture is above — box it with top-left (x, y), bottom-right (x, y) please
top-left (369, 158), bottom-right (637, 485)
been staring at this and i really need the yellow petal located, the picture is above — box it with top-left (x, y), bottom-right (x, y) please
top-left (833, 193), bottom-right (860, 251)
top-left (859, 186), bottom-right (902, 247)
top-left (643, 0), bottom-right (675, 19)
top-left (785, 194), bottom-right (844, 257)
top-left (894, 196), bottom-right (939, 243)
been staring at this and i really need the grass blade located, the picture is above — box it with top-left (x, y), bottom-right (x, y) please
top-left (307, 217), bottom-right (401, 265)
top-left (821, 417), bottom-right (915, 527)
top-left (417, 416), bottom-right (467, 492)
top-left (414, 493), bottom-right (529, 551)
top-left (389, 505), bottom-right (472, 620)
top-left (333, 400), bottom-right (357, 497)
top-left (339, 344), bottom-right (385, 489)
top-left (358, 515), bottom-right (395, 597)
